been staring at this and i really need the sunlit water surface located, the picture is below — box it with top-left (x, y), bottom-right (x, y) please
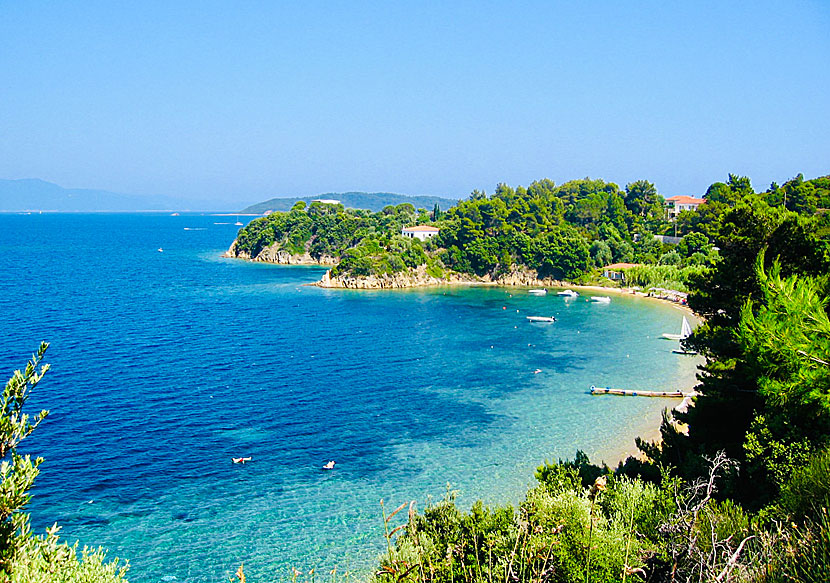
top-left (0, 213), bottom-right (699, 582)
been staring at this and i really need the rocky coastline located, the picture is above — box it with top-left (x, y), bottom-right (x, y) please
top-left (313, 264), bottom-right (568, 289)
top-left (222, 240), bottom-right (337, 266)
top-left (222, 240), bottom-right (693, 316)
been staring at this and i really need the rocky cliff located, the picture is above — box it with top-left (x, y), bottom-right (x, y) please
top-left (314, 264), bottom-right (566, 289)
top-left (222, 240), bottom-right (337, 266)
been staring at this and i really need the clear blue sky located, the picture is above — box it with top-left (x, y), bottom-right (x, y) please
top-left (1, 1), bottom-right (828, 203)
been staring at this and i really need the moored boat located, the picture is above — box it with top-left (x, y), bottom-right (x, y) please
top-left (662, 316), bottom-right (693, 340)
top-left (526, 316), bottom-right (556, 322)
top-left (557, 289), bottom-right (579, 297)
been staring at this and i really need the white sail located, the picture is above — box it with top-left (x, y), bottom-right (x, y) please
top-left (681, 316), bottom-right (692, 339)
top-left (662, 316), bottom-right (692, 340)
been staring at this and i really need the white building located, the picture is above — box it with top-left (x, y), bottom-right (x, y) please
top-left (401, 225), bottom-right (440, 241)
top-left (665, 195), bottom-right (705, 219)
top-left (311, 199), bottom-right (341, 205)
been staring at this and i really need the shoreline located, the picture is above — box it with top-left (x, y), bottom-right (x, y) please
top-left (223, 251), bottom-right (700, 468)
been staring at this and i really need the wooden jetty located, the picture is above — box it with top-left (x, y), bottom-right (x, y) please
top-left (590, 385), bottom-right (688, 398)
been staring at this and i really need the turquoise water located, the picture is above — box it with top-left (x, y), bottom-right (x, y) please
top-left (0, 213), bottom-right (699, 582)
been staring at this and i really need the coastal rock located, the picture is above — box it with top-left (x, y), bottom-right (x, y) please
top-left (222, 239), bottom-right (337, 266)
top-left (314, 264), bottom-right (566, 289)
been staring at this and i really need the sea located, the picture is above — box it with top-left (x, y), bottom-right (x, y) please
top-left (0, 213), bottom-right (700, 583)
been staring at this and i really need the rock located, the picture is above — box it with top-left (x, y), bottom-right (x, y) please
top-left (313, 264), bottom-right (565, 289)
top-left (221, 240), bottom-right (336, 266)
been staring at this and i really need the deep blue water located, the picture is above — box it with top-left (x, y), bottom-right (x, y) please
top-left (0, 213), bottom-right (699, 582)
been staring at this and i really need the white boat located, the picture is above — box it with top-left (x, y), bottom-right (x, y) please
top-left (528, 289), bottom-right (547, 296)
top-left (672, 348), bottom-right (698, 355)
top-left (590, 296), bottom-right (611, 303)
top-left (662, 316), bottom-right (692, 340)
top-left (526, 316), bottom-right (556, 323)
top-left (557, 289), bottom-right (579, 297)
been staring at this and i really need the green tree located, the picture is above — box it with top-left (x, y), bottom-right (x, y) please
top-left (677, 232), bottom-right (710, 258)
top-left (624, 180), bottom-right (662, 218)
top-left (738, 258), bottom-right (830, 501)
top-left (658, 201), bottom-right (830, 503)
top-left (0, 344), bottom-right (127, 582)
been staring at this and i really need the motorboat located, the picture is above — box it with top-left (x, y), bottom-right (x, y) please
top-left (526, 316), bottom-right (556, 323)
top-left (528, 289), bottom-right (547, 296)
top-left (557, 289), bottom-right (579, 297)
top-left (590, 296), bottom-right (611, 303)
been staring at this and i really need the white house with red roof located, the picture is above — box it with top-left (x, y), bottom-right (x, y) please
top-left (665, 195), bottom-right (706, 219)
top-left (401, 225), bottom-right (440, 241)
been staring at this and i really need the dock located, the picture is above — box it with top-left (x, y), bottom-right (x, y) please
top-left (589, 385), bottom-right (690, 398)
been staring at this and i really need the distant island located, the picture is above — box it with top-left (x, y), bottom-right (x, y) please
top-left (0, 178), bottom-right (251, 212)
top-left (240, 191), bottom-right (459, 214)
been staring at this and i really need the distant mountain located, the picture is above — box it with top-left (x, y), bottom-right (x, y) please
top-left (0, 179), bottom-right (245, 212)
top-left (241, 192), bottom-right (460, 214)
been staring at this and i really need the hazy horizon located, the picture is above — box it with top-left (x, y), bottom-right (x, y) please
top-left (1, 2), bottom-right (828, 203)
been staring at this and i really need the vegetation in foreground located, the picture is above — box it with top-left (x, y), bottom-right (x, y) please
top-left (0, 344), bottom-right (128, 583)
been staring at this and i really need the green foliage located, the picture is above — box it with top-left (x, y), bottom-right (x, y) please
top-left (775, 446), bottom-right (830, 523)
top-left (10, 527), bottom-right (128, 583)
top-left (379, 456), bottom-right (667, 583)
top-left (736, 259), bottom-right (830, 500)
top-left (0, 346), bottom-right (127, 582)
top-left (624, 179), bottom-right (664, 219)
top-left (1, 343), bottom-right (50, 574)
top-left (676, 232), bottom-right (711, 258)
top-left (331, 236), bottom-right (428, 278)
top-left (661, 199), bottom-right (830, 506)
top-left (622, 264), bottom-right (706, 292)
top-left (762, 509), bottom-right (830, 583)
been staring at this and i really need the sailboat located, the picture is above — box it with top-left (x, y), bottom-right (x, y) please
top-left (234, 216), bottom-right (243, 226)
top-left (662, 316), bottom-right (692, 340)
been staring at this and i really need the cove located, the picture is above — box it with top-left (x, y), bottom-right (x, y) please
top-left (0, 213), bottom-right (699, 583)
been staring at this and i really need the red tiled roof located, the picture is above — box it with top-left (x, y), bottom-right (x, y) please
top-left (402, 226), bottom-right (440, 232)
top-left (666, 195), bottom-right (705, 204)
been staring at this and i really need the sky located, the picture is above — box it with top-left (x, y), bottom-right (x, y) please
top-left (1, 1), bottom-right (828, 204)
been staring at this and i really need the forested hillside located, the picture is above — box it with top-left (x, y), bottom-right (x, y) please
top-left (230, 174), bottom-right (830, 290)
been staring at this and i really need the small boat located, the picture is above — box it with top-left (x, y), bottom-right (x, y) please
top-left (322, 460), bottom-right (336, 470)
top-left (590, 296), bottom-right (611, 303)
top-left (528, 289), bottom-right (547, 296)
top-left (662, 316), bottom-right (693, 340)
top-left (232, 456), bottom-right (252, 464)
top-left (672, 348), bottom-right (698, 355)
top-left (557, 289), bottom-right (579, 297)
top-left (526, 316), bottom-right (556, 323)
top-left (234, 217), bottom-right (243, 226)
top-left (157, 248), bottom-right (163, 253)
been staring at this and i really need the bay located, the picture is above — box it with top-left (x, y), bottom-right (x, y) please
top-left (0, 213), bottom-right (698, 582)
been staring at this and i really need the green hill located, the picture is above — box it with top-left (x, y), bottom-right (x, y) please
top-left (240, 191), bottom-right (459, 214)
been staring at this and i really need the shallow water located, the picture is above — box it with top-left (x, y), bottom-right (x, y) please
top-left (0, 213), bottom-right (699, 582)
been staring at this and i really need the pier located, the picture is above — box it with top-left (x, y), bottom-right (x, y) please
top-left (589, 385), bottom-right (691, 398)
